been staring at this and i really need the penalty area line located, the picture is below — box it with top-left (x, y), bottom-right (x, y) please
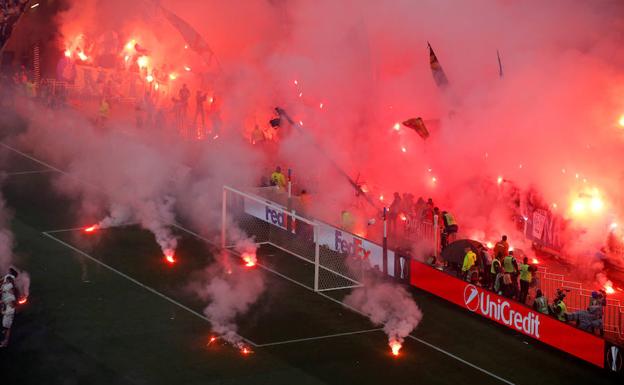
top-left (4, 169), bottom-right (59, 176)
top-left (254, 328), bottom-right (383, 348)
top-left (168, 224), bottom-right (515, 384)
top-left (41, 231), bottom-right (259, 348)
top-left (0, 142), bottom-right (64, 173)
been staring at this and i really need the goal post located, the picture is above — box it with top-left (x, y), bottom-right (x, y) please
top-left (221, 185), bottom-right (362, 292)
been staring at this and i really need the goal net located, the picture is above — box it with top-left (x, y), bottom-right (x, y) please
top-left (221, 186), bottom-right (362, 292)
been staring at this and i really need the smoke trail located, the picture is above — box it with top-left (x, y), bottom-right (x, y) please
top-left (345, 277), bottom-right (423, 351)
top-left (189, 247), bottom-right (264, 346)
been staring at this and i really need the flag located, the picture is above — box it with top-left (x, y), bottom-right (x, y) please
top-left (159, 6), bottom-right (215, 61)
top-left (402, 117), bottom-right (430, 140)
top-left (428, 42), bottom-right (449, 88)
top-left (497, 49), bottom-right (503, 78)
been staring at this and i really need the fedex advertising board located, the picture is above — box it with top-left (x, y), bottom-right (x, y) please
top-left (318, 226), bottom-right (396, 277)
top-left (410, 261), bottom-right (605, 368)
top-left (243, 197), bottom-right (292, 231)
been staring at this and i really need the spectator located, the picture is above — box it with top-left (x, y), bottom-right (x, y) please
top-left (0, 267), bottom-right (19, 348)
top-left (0, 288), bottom-right (15, 347)
top-left (97, 98), bottom-right (110, 127)
top-left (502, 250), bottom-right (518, 298)
top-left (178, 84), bottom-right (190, 126)
top-left (388, 192), bottom-right (401, 233)
top-left (493, 235), bottom-right (509, 259)
top-left (551, 289), bottom-right (568, 322)
top-left (490, 252), bottom-right (502, 292)
top-left (518, 256), bottom-right (533, 303)
top-left (480, 246), bottom-right (492, 288)
top-left (270, 166), bottom-right (287, 189)
top-left (341, 210), bottom-right (354, 232)
top-left (461, 247), bottom-right (476, 281)
top-left (533, 289), bottom-right (549, 314)
top-left (194, 90), bottom-right (207, 133)
top-left (440, 210), bottom-right (458, 248)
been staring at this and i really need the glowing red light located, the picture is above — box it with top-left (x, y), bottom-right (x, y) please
top-left (240, 346), bottom-right (253, 355)
top-left (486, 242), bottom-right (493, 249)
top-left (207, 336), bottom-right (217, 346)
top-left (164, 250), bottom-right (176, 265)
top-left (64, 49), bottom-right (71, 58)
top-left (605, 285), bottom-right (615, 294)
top-left (532, 258), bottom-right (539, 264)
top-left (84, 224), bottom-right (99, 233)
top-left (18, 297), bottom-right (27, 305)
top-left (389, 340), bottom-right (402, 357)
top-left (399, 213), bottom-right (407, 221)
top-left (242, 252), bottom-right (257, 267)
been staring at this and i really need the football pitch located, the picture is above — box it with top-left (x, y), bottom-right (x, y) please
top-left (0, 141), bottom-right (619, 385)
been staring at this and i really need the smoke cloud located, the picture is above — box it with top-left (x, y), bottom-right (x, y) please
top-left (345, 276), bottom-right (423, 350)
top-left (2, 0), bottom-right (624, 333)
top-left (188, 249), bottom-right (264, 346)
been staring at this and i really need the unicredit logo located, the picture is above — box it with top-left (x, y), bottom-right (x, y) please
top-left (463, 284), bottom-right (541, 339)
top-left (464, 284), bottom-right (480, 312)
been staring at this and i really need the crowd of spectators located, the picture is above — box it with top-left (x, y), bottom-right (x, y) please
top-left (387, 192), bottom-right (457, 247)
top-left (1, 0), bottom-right (28, 49)
top-left (450, 234), bottom-right (607, 336)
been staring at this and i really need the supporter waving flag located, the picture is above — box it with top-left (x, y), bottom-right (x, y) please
top-left (428, 42), bottom-right (449, 88)
top-left (402, 117), bottom-right (429, 140)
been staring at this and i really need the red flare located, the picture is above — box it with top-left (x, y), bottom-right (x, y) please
top-left (207, 336), bottom-right (217, 346)
top-left (605, 285), bottom-right (615, 294)
top-left (242, 252), bottom-right (257, 267)
top-left (389, 340), bottom-right (402, 357)
top-left (18, 297), bottom-right (27, 305)
top-left (164, 250), bottom-right (176, 265)
top-left (84, 224), bottom-right (99, 233)
top-left (240, 346), bottom-right (253, 355)
top-left (532, 258), bottom-right (539, 264)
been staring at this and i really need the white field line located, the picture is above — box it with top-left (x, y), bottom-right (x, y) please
top-left (8, 143), bottom-right (514, 384)
top-left (0, 143), bottom-right (63, 173)
top-left (254, 328), bottom-right (383, 347)
top-left (41, 231), bottom-right (258, 348)
top-left (172, 225), bottom-right (515, 384)
top-left (4, 169), bottom-right (58, 176)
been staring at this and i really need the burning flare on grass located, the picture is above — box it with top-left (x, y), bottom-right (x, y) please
top-left (241, 251), bottom-right (256, 267)
top-left (389, 339), bottom-right (402, 356)
top-left (84, 224), bottom-right (99, 233)
top-left (164, 249), bottom-right (176, 264)
top-left (238, 343), bottom-right (253, 355)
top-left (345, 279), bottom-right (422, 362)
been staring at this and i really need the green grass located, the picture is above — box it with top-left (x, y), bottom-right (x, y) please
top-left (0, 139), bottom-right (620, 385)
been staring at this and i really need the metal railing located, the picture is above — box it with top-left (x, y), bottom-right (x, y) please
top-left (535, 270), bottom-right (623, 341)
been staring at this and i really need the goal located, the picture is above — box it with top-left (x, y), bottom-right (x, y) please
top-left (221, 186), bottom-right (362, 292)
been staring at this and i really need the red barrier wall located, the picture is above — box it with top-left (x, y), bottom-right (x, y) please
top-left (410, 261), bottom-right (605, 367)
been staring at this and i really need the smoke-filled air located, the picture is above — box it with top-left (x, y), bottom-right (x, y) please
top-left (3, 0), bottom-right (624, 355)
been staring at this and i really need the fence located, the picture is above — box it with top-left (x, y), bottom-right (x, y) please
top-left (536, 269), bottom-right (624, 341)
